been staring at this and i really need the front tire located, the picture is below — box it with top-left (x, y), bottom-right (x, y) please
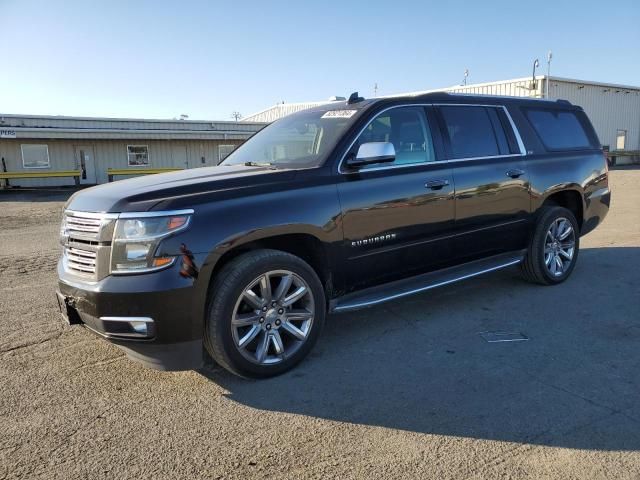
top-left (520, 206), bottom-right (580, 285)
top-left (204, 249), bottom-right (326, 378)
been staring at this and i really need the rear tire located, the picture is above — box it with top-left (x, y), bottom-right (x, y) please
top-left (520, 206), bottom-right (580, 285)
top-left (204, 249), bottom-right (326, 378)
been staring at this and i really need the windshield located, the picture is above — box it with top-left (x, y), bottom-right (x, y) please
top-left (220, 109), bottom-right (358, 168)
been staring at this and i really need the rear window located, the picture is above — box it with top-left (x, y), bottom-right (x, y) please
top-left (523, 108), bottom-right (593, 151)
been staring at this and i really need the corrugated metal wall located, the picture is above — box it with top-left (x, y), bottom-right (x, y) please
top-left (446, 78), bottom-right (543, 98)
top-left (0, 139), bottom-right (245, 187)
top-left (2, 114), bottom-right (264, 134)
top-left (546, 80), bottom-right (640, 150)
top-left (243, 102), bottom-right (335, 123)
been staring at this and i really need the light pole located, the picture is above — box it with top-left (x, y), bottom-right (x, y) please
top-left (532, 58), bottom-right (540, 95)
top-left (463, 69), bottom-right (469, 86)
top-left (546, 51), bottom-right (553, 98)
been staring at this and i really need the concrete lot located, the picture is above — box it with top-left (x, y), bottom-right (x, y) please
top-left (1, 169), bottom-right (639, 479)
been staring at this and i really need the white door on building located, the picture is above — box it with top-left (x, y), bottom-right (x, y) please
top-left (172, 145), bottom-right (188, 169)
top-left (75, 145), bottom-right (97, 184)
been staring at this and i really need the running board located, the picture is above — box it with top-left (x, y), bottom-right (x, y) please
top-left (330, 251), bottom-right (525, 313)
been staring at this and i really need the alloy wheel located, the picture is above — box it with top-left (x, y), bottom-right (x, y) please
top-left (231, 270), bottom-right (315, 365)
top-left (544, 217), bottom-right (576, 277)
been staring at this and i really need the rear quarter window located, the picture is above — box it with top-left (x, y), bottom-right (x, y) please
top-left (523, 108), bottom-right (595, 151)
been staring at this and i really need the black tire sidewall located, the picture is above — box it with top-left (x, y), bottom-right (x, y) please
top-left (535, 207), bottom-right (580, 284)
top-left (206, 251), bottom-right (326, 378)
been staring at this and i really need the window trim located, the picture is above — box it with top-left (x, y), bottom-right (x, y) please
top-left (127, 144), bottom-right (150, 167)
top-left (21, 144), bottom-right (50, 169)
top-left (338, 103), bottom-right (525, 174)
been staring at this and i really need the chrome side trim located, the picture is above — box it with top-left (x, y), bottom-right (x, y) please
top-left (333, 259), bottom-right (522, 312)
top-left (337, 103), bottom-right (528, 174)
top-left (119, 209), bottom-right (194, 219)
top-left (100, 316), bottom-right (155, 323)
top-left (66, 210), bottom-right (120, 219)
top-left (66, 209), bottom-right (194, 219)
top-left (501, 106), bottom-right (527, 155)
top-left (445, 153), bottom-right (524, 164)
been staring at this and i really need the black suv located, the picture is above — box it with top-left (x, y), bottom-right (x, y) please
top-left (57, 92), bottom-right (610, 377)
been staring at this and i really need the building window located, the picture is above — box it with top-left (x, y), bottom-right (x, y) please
top-left (218, 144), bottom-right (236, 163)
top-left (21, 144), bottom-right (50, 169)
top-left (616, 130), bottom-right (627, 150)
top-left (127, 145), bottom-right (149, 166)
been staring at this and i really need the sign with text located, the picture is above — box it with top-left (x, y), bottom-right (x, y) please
top-left (0, 129), bottom-right (17, 138)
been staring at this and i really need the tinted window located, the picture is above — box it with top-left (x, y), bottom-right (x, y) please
top-left (523, 108), bottom-right (591, 150)
top-left (439, 106), bottom-right (499, 159)
top-left (356, 107), bottom-right (436, 167)
top-left (486, 107), bottom-right (510, 155)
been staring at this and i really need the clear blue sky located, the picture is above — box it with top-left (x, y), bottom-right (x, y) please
top-left (1, 0), bottom-right (638, 120)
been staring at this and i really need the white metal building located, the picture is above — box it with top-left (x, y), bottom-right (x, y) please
top-left (245, 76), bottom-right (640, 162)
top-left (0, 115), bottom-right (266, 187)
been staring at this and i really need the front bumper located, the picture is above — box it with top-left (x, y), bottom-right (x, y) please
top-left (56, 257), bottom-right (206, 370)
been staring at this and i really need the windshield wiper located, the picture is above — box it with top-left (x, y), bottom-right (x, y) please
top-left (244, 161), bottom-right (277, 168)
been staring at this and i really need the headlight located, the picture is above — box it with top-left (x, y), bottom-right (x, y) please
top-left (110, 213), bottom-right (191, 274)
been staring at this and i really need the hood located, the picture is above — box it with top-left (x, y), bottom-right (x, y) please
top-left (66, 165), bottom-right (297, 213)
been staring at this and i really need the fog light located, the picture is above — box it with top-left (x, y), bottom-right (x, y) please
top-left (99, 316), bottom-right (155, 338)
top-left (129, 321), bottom-right (148, 335)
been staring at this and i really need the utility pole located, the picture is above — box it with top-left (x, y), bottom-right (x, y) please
top-left (231, 111), bottom-right (242, 122)
top-left (463, 69), bottom-right (469, 86)
top-left (546, 51), bottom-right (553, 98)
top-left (373, 82), bottom-right (378, 97)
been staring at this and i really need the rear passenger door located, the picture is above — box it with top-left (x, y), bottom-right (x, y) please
top-left (435, 104), bottom-right (530, 261)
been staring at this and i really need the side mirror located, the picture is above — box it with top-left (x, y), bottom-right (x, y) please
top-left (346, 142), bottom-right (396, 168)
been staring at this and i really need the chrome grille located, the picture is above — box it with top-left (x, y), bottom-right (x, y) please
top-left (61, 211), bottom-right (118, 279)
top-left (64, 247), bottom-right (97, 275)
top-left (64, 213), bottom-right (102, 241)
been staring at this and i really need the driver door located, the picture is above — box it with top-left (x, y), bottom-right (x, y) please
top-left (337, 106), bottom-right (456, 292)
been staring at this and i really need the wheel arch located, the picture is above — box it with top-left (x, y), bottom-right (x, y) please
top-left (540, 187), bottom-right (585, 229)
top-left (207, 232), bottom-right (334, 299)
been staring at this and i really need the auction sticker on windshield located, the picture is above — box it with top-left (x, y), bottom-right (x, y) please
top-left (321, 110), bottom-right (357, 119)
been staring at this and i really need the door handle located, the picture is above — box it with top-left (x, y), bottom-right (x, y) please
top-left (506, 169), bottom-right (525, 178)
top-left (425, 179), bottom-right (450, 190)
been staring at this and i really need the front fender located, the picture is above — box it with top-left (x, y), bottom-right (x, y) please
top-left (156, 180), bottom-right (343, 335)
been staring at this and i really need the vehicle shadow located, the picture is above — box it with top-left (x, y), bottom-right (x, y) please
top-left (200, 246), bottom-right (640, 451)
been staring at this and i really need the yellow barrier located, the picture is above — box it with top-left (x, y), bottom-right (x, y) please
top-left (0, 170), bottom-right (82, 188)
top-left (107, 168), bottom-right (183, 182)
top-left (0, 170), bottom-right (81, 179)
